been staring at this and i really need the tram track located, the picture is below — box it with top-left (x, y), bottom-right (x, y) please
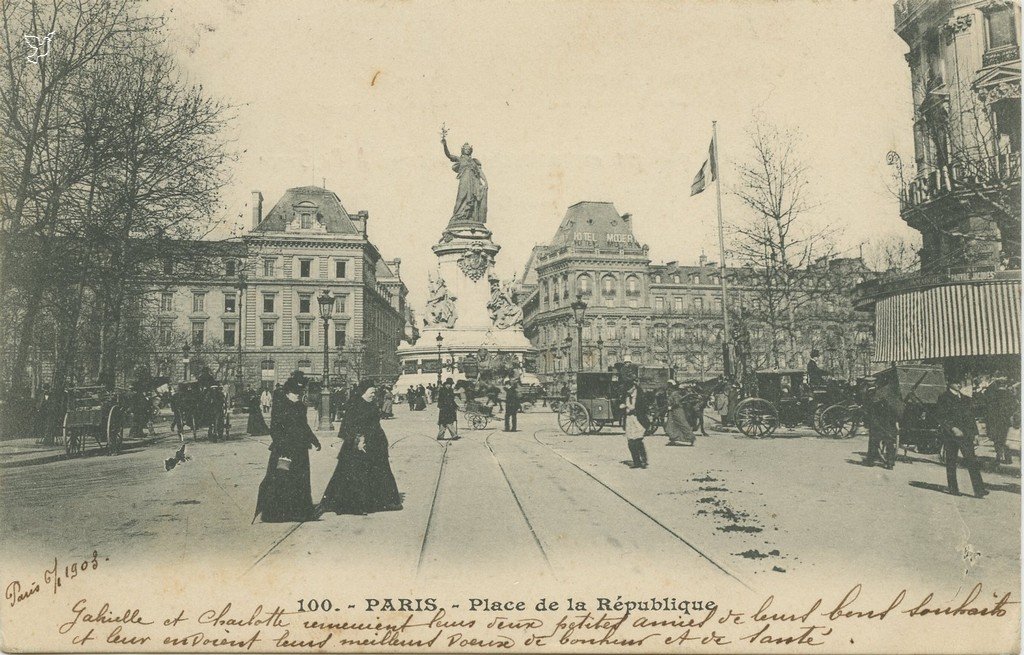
top-left (414, 434), bottom-right (450, 575)
top-left (246, 426), bottom-right (444, 577)
top-left (527, 428), bottom-right (754, 591)
top-left (482, 431), bottom-right (556, 579)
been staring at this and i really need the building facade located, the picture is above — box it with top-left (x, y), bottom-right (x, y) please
top-left (149, 186), bottom-right (410, 388)
top-left (522, 202), bottom-right (876, 385)
top-left (857, 0), bottom-right (1021, 374)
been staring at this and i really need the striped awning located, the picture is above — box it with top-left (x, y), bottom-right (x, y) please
top-left (875, 280), bottom-right (1020, 362)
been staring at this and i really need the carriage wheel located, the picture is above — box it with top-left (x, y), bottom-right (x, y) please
top-left (589, 420), bottom-right (604, 433)
top-left (811, 405), bottom-right (828, 435)
top-left (62, 414), bottom-right (83, 458)
top-left (106, 406), bottom-right (126, 455)
top-left (469, 413), bottom-right (487, 430)
top-left (558, 401), bottom-right (590, 435)
top-left (735, 398), bottom-right (778, 438)
top-left (823, 405), bottom-right (861, 439)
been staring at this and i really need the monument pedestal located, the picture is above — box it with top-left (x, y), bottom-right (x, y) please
top-left (395, 223), bottom-right (536, 390)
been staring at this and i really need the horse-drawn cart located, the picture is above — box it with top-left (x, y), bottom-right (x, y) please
top-left (732, 370), bottom-right (855, 438)
top-left (461, 399), bottom-right (494, 430)
top-left (557, 372), bottom-right (622, 435)
top-left (61, 386), bottom-right (131, 457)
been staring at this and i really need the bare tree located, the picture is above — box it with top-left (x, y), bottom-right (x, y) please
top-left (731, 121), bottom-right (836, 368)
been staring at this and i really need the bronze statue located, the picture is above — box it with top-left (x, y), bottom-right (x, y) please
top-left (441, 124), bottom-right (487, 226)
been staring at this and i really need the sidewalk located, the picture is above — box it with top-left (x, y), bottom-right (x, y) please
top-left (0, 429), bottom-right (177, 468)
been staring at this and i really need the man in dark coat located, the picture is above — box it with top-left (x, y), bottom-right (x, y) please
top-left (806, 349), bottom-right (827, 387)
top-left (935, 380), bottom-right (987, 498)
top-left (503, 379), bottom-right (520, 432)
top-left (436, 378), bottom-right (460, 441)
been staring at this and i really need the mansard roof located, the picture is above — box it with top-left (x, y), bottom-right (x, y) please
top-left (549, 201), bottom-right (644, 252)
top-left (253, 186), bottom-right (362, 235)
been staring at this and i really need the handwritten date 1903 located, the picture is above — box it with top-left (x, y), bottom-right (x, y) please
top-left (5, 551), bottom-right (105, 608)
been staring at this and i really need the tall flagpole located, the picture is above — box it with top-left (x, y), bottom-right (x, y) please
top-left (712, 121), bottom-right (730, 342)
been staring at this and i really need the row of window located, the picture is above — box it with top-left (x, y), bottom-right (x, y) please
top-left (161, 320), bottom-right (349, 349)
top-left (167, 291), bottom-right (349, 315)
top-left (260, 257), bottom-right (349, 279)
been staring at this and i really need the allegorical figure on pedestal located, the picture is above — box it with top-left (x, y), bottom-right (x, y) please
top-left (424, 273), bottom-right (457, 328)
top-left (441, 124), bottom-right (487, 226)
top-left (487, 276), bottom-right (523, 330)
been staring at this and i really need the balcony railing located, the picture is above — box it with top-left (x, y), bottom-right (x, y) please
top-left (900, 152), bottom-right (1020, 211)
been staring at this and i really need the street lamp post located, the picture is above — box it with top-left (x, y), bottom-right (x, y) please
top-left (235, 269), bottom-right (247, 403)
top-left (570, 294), bottom-right (588, 372)
top-left (182, 342), bottom-right (191, 382)
top-left (596, 336), bottom-right (604, 371)
top-left (316, 290), bottom-right (335, 430)
top-left (435, 332), bottom-right (444, 385)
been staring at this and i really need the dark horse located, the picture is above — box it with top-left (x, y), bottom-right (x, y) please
top-left (172, 383), bottom-right (229, 442)
top-left (678, 377), bottom-right (731, 436)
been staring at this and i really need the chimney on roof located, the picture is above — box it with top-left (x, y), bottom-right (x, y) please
top-left (251, 191), bottom-right (263, 229)
top-left (391, 258), bottom-right (401, 277)
top-left (699, 252), bottom-right (708, 267)
top-left (352, 210), bottom-right (369, 236)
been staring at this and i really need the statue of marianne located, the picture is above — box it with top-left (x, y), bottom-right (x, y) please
top-left (441, 126), bottom-right (488, 226)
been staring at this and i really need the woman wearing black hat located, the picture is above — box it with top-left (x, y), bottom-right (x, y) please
top-left (318, 380), bottom-right (402, 515)
top-left (253, 374), bottom-right (321, 523)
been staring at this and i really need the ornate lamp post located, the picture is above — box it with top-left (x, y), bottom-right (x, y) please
top-left (596, 336), bottom-right (604, 371)
top-left (182, 341), bottom-right (191, 382)
top-left (235, 269), bottom-right (247, 403)
top-left (570, 294), bottom-right (588, 372)
top-left (435, 332), bottom-right (444, 385)
top-left (316, 290), bottom-right (335, 430)
top-left (564, 336), bottom-right (574, 372)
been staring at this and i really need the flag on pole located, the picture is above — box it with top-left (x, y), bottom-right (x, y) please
top-left (689, 137), bottom-right (717, 196)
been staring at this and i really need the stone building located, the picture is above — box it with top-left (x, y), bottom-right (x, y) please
top-left (149, 186), bottom-right (410, 388)
top-left (856, 0), bottom-right (1020, 374)
top-left (521, 202), bottom-right (876, 384)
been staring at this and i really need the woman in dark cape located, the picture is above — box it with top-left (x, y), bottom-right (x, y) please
top-left (246, 388), bottom-right (270, 436)
top-left (253, 376), bottom-right (321, 523)
top-left (318, 381), bottom-right (402, 515)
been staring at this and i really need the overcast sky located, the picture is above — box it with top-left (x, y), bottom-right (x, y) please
top-left (156, 0), bottom-right (919, 309)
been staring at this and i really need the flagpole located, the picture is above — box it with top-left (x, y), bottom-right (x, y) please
top-left (712, 121), bottom-right (730, 343)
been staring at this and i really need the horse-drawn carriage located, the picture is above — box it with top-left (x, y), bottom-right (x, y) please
top-left (822, 364), bottom-right (946, 468)
top-left (173, 381), bottom-right (231, 441)
top-left (556, 366), bottom-right (667, 435)
top-left (732, 370), bottom-right (855, 438)
top-left (61, 386), bottom-right (132, 457)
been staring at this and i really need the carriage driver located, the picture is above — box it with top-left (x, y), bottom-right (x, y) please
top-left (806, 349), bottom-right (827, 387)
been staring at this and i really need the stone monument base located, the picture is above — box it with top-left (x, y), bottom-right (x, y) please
top-left (394, 326), bottom-right (537, 391)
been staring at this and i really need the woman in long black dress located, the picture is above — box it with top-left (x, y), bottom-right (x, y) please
top-left (318, 381), bottom-right (402, 515)
top-left (253, 375), bottom-right (321, 523)
top-left (246, 388), bottom-right (270, 436)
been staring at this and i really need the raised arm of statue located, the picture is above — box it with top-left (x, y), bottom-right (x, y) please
top-left (442, 138), bottom-right (457, 163)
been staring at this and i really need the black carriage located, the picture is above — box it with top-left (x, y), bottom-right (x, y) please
top-left (870, 365), bottom-right (946, 468)
top-left (733, 370), bottom-right (854, 438)
top-left (557, 372), bottom-right (622, 435)
top-left (176, 382), bottom-right (230, 441)
top-left (817, 366), bottom-right (946, 464)
top-left (60, 386), bottom-right (131, 457)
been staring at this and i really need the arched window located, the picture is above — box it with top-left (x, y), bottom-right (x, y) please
top-left (672, 274), bottom-right (680, 284)
top-left (601, 274), bottom-right (617, 295)
top-left (654, 274), bottom-right (663, 284)
top-left (576, 273), bottom-right (593, 296)
top-left (626, 275), bottom-right (640, 295)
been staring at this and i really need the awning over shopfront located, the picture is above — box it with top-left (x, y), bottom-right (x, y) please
top-left (875, 280), bottom-right (1021, 362)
